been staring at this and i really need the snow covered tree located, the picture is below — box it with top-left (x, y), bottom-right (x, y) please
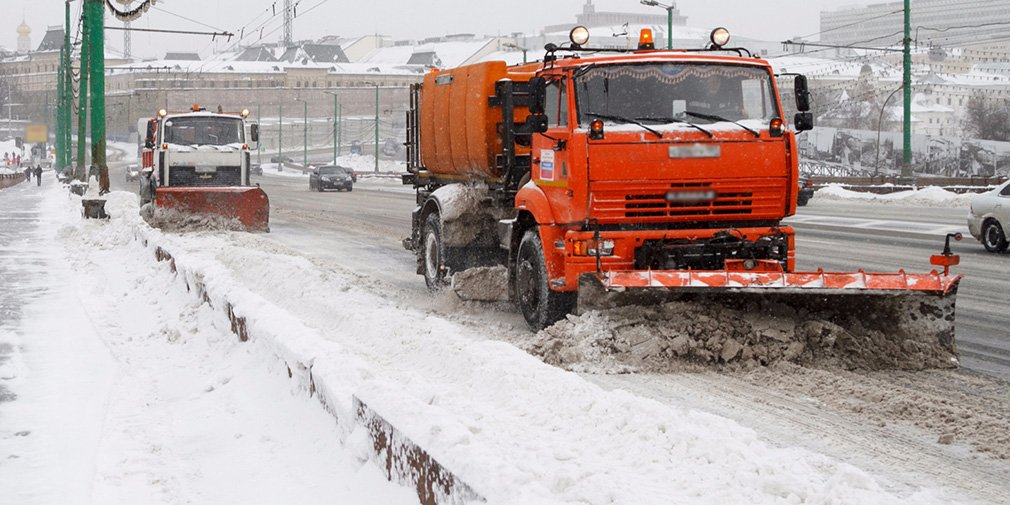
top-left (963, 90), bottom-right (1010, 142)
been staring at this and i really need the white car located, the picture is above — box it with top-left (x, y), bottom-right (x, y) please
top-left (967, 179), bottom-right (1010, 252)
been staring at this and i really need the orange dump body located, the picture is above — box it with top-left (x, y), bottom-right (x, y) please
top-left (420, 61), bottom-right (538, 179)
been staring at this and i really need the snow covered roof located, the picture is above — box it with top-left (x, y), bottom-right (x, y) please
top-left (35, 26), bottom-right (63, 52)
top-left (110, 55), bottom-right (422, 77)
top-left (358, 39), bottom-right (496, 68)
top-left (277, 44), bottom-right (350, 64)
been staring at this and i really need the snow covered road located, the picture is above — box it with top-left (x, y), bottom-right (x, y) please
top-left (2, 178), bottom-right (1008, 504)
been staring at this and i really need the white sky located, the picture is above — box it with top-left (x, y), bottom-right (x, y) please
top-left (7, 0), bottom-right (865, 59)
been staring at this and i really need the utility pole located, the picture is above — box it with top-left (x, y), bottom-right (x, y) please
top-left (375, 84), bottom-right (379, 173)
top-left (283, 0), bottom-right (294, 47)
top-left (56, 46), bottom-right (66, 170)
top-left (86, 0), bottom-right (108, 192)
top-left (902, 0), bottom-right (912, 176)
top-left (77, 8), bottom-right (91, 177)
top-left (256, 104), bottom-right (261, 165)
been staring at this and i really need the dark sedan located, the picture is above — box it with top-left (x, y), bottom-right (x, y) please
top-left (797, 175), bottom-right (815, 206)
top-left (309, 165), bottom-right (354, 192)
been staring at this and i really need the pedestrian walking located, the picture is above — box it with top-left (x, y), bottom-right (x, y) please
top-left (24, 167), bottom-right (31, 182)
top-left (33, 165), bottom-right (42, 186)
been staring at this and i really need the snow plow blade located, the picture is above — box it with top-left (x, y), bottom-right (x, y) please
top-left (155, 187), bottom-right (270, 232)
top-left (577, 267), bottom-right (960, 370)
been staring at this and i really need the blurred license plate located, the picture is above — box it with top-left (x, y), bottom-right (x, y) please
top-left (195, 165), bottom-right (217, 173)
top-left (666, 190), bottom-right (716, 202)
top-left (668, 144), bottom-right (721, 158)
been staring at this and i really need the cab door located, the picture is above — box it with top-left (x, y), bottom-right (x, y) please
top-left (533, 76), bottom-right (578, 223)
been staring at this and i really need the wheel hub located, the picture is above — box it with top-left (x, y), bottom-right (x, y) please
top-left (424, 232), bottom-right (439, 279)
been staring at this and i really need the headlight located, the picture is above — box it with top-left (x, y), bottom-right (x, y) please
top-left (570, 26), bottom-right (590, 47)
top-left (710, 27), bottom-right (731, 48)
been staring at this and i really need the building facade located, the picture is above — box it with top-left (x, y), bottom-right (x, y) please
top-left (821, 0), bottom-right (1010, 48)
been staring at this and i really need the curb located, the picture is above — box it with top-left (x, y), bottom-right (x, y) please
top-left (147, 243), bottom-right (484, 505)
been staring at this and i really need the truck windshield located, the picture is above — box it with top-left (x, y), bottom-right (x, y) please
top-left (575, 63), bottom-right (779, 131)
top-left (163, 116), bottom-right (245, 146)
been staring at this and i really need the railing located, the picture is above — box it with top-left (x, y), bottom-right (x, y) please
top-left (808, 175), bottom-right (1008, 194)
top-left (0, 172), bottom-right (28, 189)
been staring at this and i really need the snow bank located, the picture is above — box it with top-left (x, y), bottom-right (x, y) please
top-left (816, 184), bottom-right (978, 208)
top-left (96, 209), bottom-right (961, 503)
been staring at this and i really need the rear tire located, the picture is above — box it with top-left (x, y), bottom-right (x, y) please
top-left (982, 220), bottom-right (1009, 252)
top-left (515, 228), bottom-right (575, 331)
top-left (422, 213), bottom-right (449, 290)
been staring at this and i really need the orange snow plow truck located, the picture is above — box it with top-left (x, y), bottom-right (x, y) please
top-left (139, 106), bottom-right (269, 232)
top-left (402, 27), bottom-right (960, 359)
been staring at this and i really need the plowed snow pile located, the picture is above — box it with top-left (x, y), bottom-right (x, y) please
top-left (527, 300), bottom-right (958, 373)
top-left (141, 205), bottom-right (247, 232)
top-left (451, 266), bottom-right (509, 301)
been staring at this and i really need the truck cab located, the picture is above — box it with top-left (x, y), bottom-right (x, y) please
top-left (405, 27), bottom-right (814, 329)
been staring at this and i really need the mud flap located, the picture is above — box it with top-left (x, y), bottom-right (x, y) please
top-left (578, 270), bottom-right (960, 370)
top-left (155, 187), bottom-right (270, 232)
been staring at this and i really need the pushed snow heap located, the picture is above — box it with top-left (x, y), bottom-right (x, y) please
top-left (141, 205), bottom-right (248, 232)
top-left (529, 293), bottom-right (960, 373)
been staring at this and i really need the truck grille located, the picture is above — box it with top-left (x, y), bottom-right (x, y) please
top-left (168, 166), bottom-right (242, 187)
top-left (590, 180), bottom-right (785, 224)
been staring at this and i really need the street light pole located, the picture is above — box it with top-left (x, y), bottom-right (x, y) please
top-left (278, 104), bottom-right (283, 171)
top-left (640, 0), bottom-right (675, 49)
top-left (901, 0), bottom-right (912, 175)
top-left (875, 85), bottom-right (903, 176)
top-left (333, 93), bottom-right (337, 164)
top-left (302, 99), bottom-right (307, 170)
top-left (375, 84), bottom-right (379, 173)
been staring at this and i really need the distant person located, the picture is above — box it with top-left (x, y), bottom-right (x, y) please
top-left (34, 165), bottom-right (42, 186)
top-left (24, 167), bottom-right (31, 182)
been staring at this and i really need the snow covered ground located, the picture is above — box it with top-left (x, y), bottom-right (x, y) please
top-left (814, 184), bottom-right (980, 208)
top-left (0, 177), bottom-right (995, 503)
top-left (0, 182), bottom-right (416, 505)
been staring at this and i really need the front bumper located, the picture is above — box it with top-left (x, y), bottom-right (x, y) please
top-left (967, 213), bottom-right (983, 240)
top-left (554, 226), bottom-right (795, 291)
top-left (321, 179), bottom-right (352, 189)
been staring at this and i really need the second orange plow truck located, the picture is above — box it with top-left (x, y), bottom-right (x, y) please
top-left (402, 26), bottom-right (961, 364)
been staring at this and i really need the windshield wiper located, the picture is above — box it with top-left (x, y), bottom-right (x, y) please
top-left (684, 110), bottom-right (760, 138)
top-left (585, 112), bottom-right (663, 139)
top-left (635, 116), bottom-right (714, 138)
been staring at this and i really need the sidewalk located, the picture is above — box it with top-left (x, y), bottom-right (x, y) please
top-left (0, 176), bottom-right (120, 505)
top-left (0, 175), bottom-right (415, 505)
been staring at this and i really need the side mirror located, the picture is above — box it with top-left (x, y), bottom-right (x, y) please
top-left (250, 124), bottom-right (260, 143)
top-left (794, 75), bottom-right (811, 112)
top-left (527, 114), bottom-right (549, 134)
top-left (145, 121), bottom-right (156, 149)
top-left (528, 76), bottom-right (547, 115)
top-left (794, 112), bottom-right (814, 132)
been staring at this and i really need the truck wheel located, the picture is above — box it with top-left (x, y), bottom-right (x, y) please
top-left (516, 228), bottom-right (575, 331)
top-left (982, 220), bottom-right (1009, 252)
top-left (422, 213), bottom-right (449, 290)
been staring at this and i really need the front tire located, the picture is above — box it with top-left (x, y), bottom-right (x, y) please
top-left (422, 213), bottom-right (449, 290)
top-left (982, 220), bottom-right (1009, 252)
top-left (515, 228), bottom-right (575, 331)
